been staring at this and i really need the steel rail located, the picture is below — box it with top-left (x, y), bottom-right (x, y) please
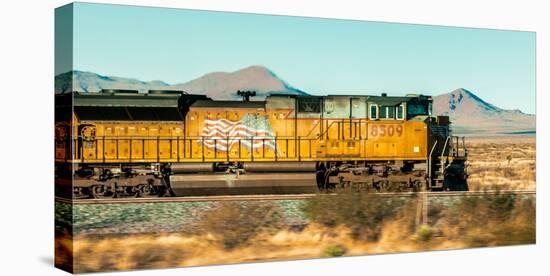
top-left (55, 190), bottom-right (535, 205)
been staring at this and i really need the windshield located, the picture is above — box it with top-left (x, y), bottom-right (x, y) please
top-left (407, 103), bottom-right (429, 117)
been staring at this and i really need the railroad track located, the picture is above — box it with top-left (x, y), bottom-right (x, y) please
top-left (55, 190), bottom-right (535, 205)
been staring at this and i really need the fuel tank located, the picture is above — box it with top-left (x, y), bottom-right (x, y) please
top-left (169, 162), bottom-right (318, 196)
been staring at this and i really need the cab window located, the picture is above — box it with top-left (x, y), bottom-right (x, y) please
top-left (407, 103), bottom-right (428, 117)
top-left (396, 104), bottom-right (405, 120)
top-left (369, 104), bottom-right (379, 119)
top-left (380, 106), bottom-right (395, 119)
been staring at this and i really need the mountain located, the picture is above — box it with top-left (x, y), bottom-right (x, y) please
top-left (55, 71), bottom-right (170, 94)
top-left (171, 65), bottom-right (308, 100)
top-left (433, 88), bottom-right (535, 135)
top-left (55, 66), bottom-right (308, 100)
top-left (55, 68), bottom-right (534, 136)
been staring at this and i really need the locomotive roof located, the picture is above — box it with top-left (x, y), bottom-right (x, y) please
top-left (191, 100), bottom-right (266, 109)
top-left (268, 94), bottom-right (430, 106)
top-left (64, 92), bottom-right (187, 121)
top-left (366, 96), bottom-right (421, 106)
top-left (57, 91), bottom-right (431, 122)
top-left (70, 91), bottom-right (181, 107)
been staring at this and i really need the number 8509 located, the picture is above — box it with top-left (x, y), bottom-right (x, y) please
top-left (370, 124), bottom-right (403, 137)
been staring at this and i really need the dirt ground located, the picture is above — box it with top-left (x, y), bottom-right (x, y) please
top-left (62, 201), bottom-right (534, 273)
top-left (65, 226), bottom-right (465, 272)
top-left (465, 136), bottom-right (535, 190)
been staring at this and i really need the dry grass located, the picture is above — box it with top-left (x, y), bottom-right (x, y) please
top-left (194, 201), bottom-right (283, 249)
top-left (301, 189), bottom-right (408, 241)
top-left (54, 231), bottom-right (74, 272)
top-left (465, 138), bottom-right (535, 190)
top-left (70, 224), bottom-right (422, 272)
top-left (69, 188), bottom-right (535, 273)
top-left (434, 192), bottom-right (536, 247)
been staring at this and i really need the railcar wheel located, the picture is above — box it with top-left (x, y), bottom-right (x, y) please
top-left (375, 180), bottom-right (390, 192)
top-left (134, 184), bottom-right (151, 197)
top-left (148, 185), bottom-right (159, 196)
top-left (131, 186), bottom-right (141, 197)
top-left (410, 180), bottom-right (422, 192)
top-left (73, 187), bottom-right (87, 199)
top-left (142, 184), bottom-right (151, 195)
top-left (90, 184), bottom-right (110, 199)
top-left (385, 181), bottom-right (403, 192)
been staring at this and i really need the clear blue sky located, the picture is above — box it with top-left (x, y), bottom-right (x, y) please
top-left (69, 3), bottom-right (536, 114)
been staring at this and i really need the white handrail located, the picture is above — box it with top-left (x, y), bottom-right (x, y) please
top-left (427, 140), bottom-right (438, 179)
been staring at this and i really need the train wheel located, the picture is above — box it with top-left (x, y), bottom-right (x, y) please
top-left (90, 184), bottom-right (107, 199)
top-left (73, 187), bottom-right (87, 199)
top-left (146, 179), bottom-right (159, 196)
top-left (385, 181), bottom-right (401, 192)
top-left (132, 185), bottom-right (142, 197)
top-left (376, 180), bottom-right (389, 192)
top-left (410, 180), bottom-right (422, 192)
top-left (160, 187), bottom-right (172, 197)
top-left (136, 184), bottom-right (151, 197)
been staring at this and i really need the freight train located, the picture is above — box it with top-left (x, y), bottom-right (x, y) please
top-left (55, 89), bottom-right (468, 198)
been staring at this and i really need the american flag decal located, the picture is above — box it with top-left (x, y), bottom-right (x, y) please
top-left (200, 114), bottom-right (278, 152)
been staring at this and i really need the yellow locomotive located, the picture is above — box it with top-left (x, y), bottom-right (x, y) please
top-left (55, 89), bottom-right (468, 198)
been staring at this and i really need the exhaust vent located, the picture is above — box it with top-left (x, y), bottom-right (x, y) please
top-left (100, 89), bottom-right (139, 94)
top-left (148, 90), bottom-right (185, 95)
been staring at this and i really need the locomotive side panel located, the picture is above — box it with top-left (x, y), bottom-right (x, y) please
top-left (270, 97), bottom-right (297, 160)
top-left (186, 101), bottom-right (288, 162)
top-left (70, 94), bottom-right (430, 164)
top-left (364, 121), bottom-right (427, 160)
top-left (76, 121), bottom-right (185, 163)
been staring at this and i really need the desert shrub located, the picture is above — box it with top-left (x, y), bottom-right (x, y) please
top-left (54, 231), bottom-right (74, 272)
top-left (322, 244), bottom-right (347, 257)
top-left (195, 201), bottom-right (282, 249)
top-left (427, 202), bottom-right (444, 225)
top-left (447, 188), bottom-right (516, 222)
top-left (301, 189), bottom-right (406, 241)
top-left (478, 190), bottom-right (516, 221)
top-left (439, 190), bottom-right (535, 247)
top-left (497, 197), bottom-right (536, 245)
top-left (129, 245), bottom-right (185, 269)
top-left (506, 154), bottom-right (513, 165)
top-left (415, 224), bottom-right (434, 242)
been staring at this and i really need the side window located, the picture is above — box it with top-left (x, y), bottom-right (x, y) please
top-left (324, 98), bottom-right (335, 114)
top-left (396, 104), bottom-right (405, 120)
top-left (388, 106), bottom-right (395, 119)
top-left (298, 97), bottom-right (321, 113)
top-left (369, 104), bottom-right (379, 119)
top-left (380, 106), bottom-right (395, 119)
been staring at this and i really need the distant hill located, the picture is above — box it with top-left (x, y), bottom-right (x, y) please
top-left (171, 65), bottom-right (308, 100)
top-left (55, 67), bottom-right (535, 136)
top-left (55, 65), bottom-right (308, 100)
top-left (433, 88), bottom-right (535, 135)
top-left (54, 71), bottom-right (170, 94)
